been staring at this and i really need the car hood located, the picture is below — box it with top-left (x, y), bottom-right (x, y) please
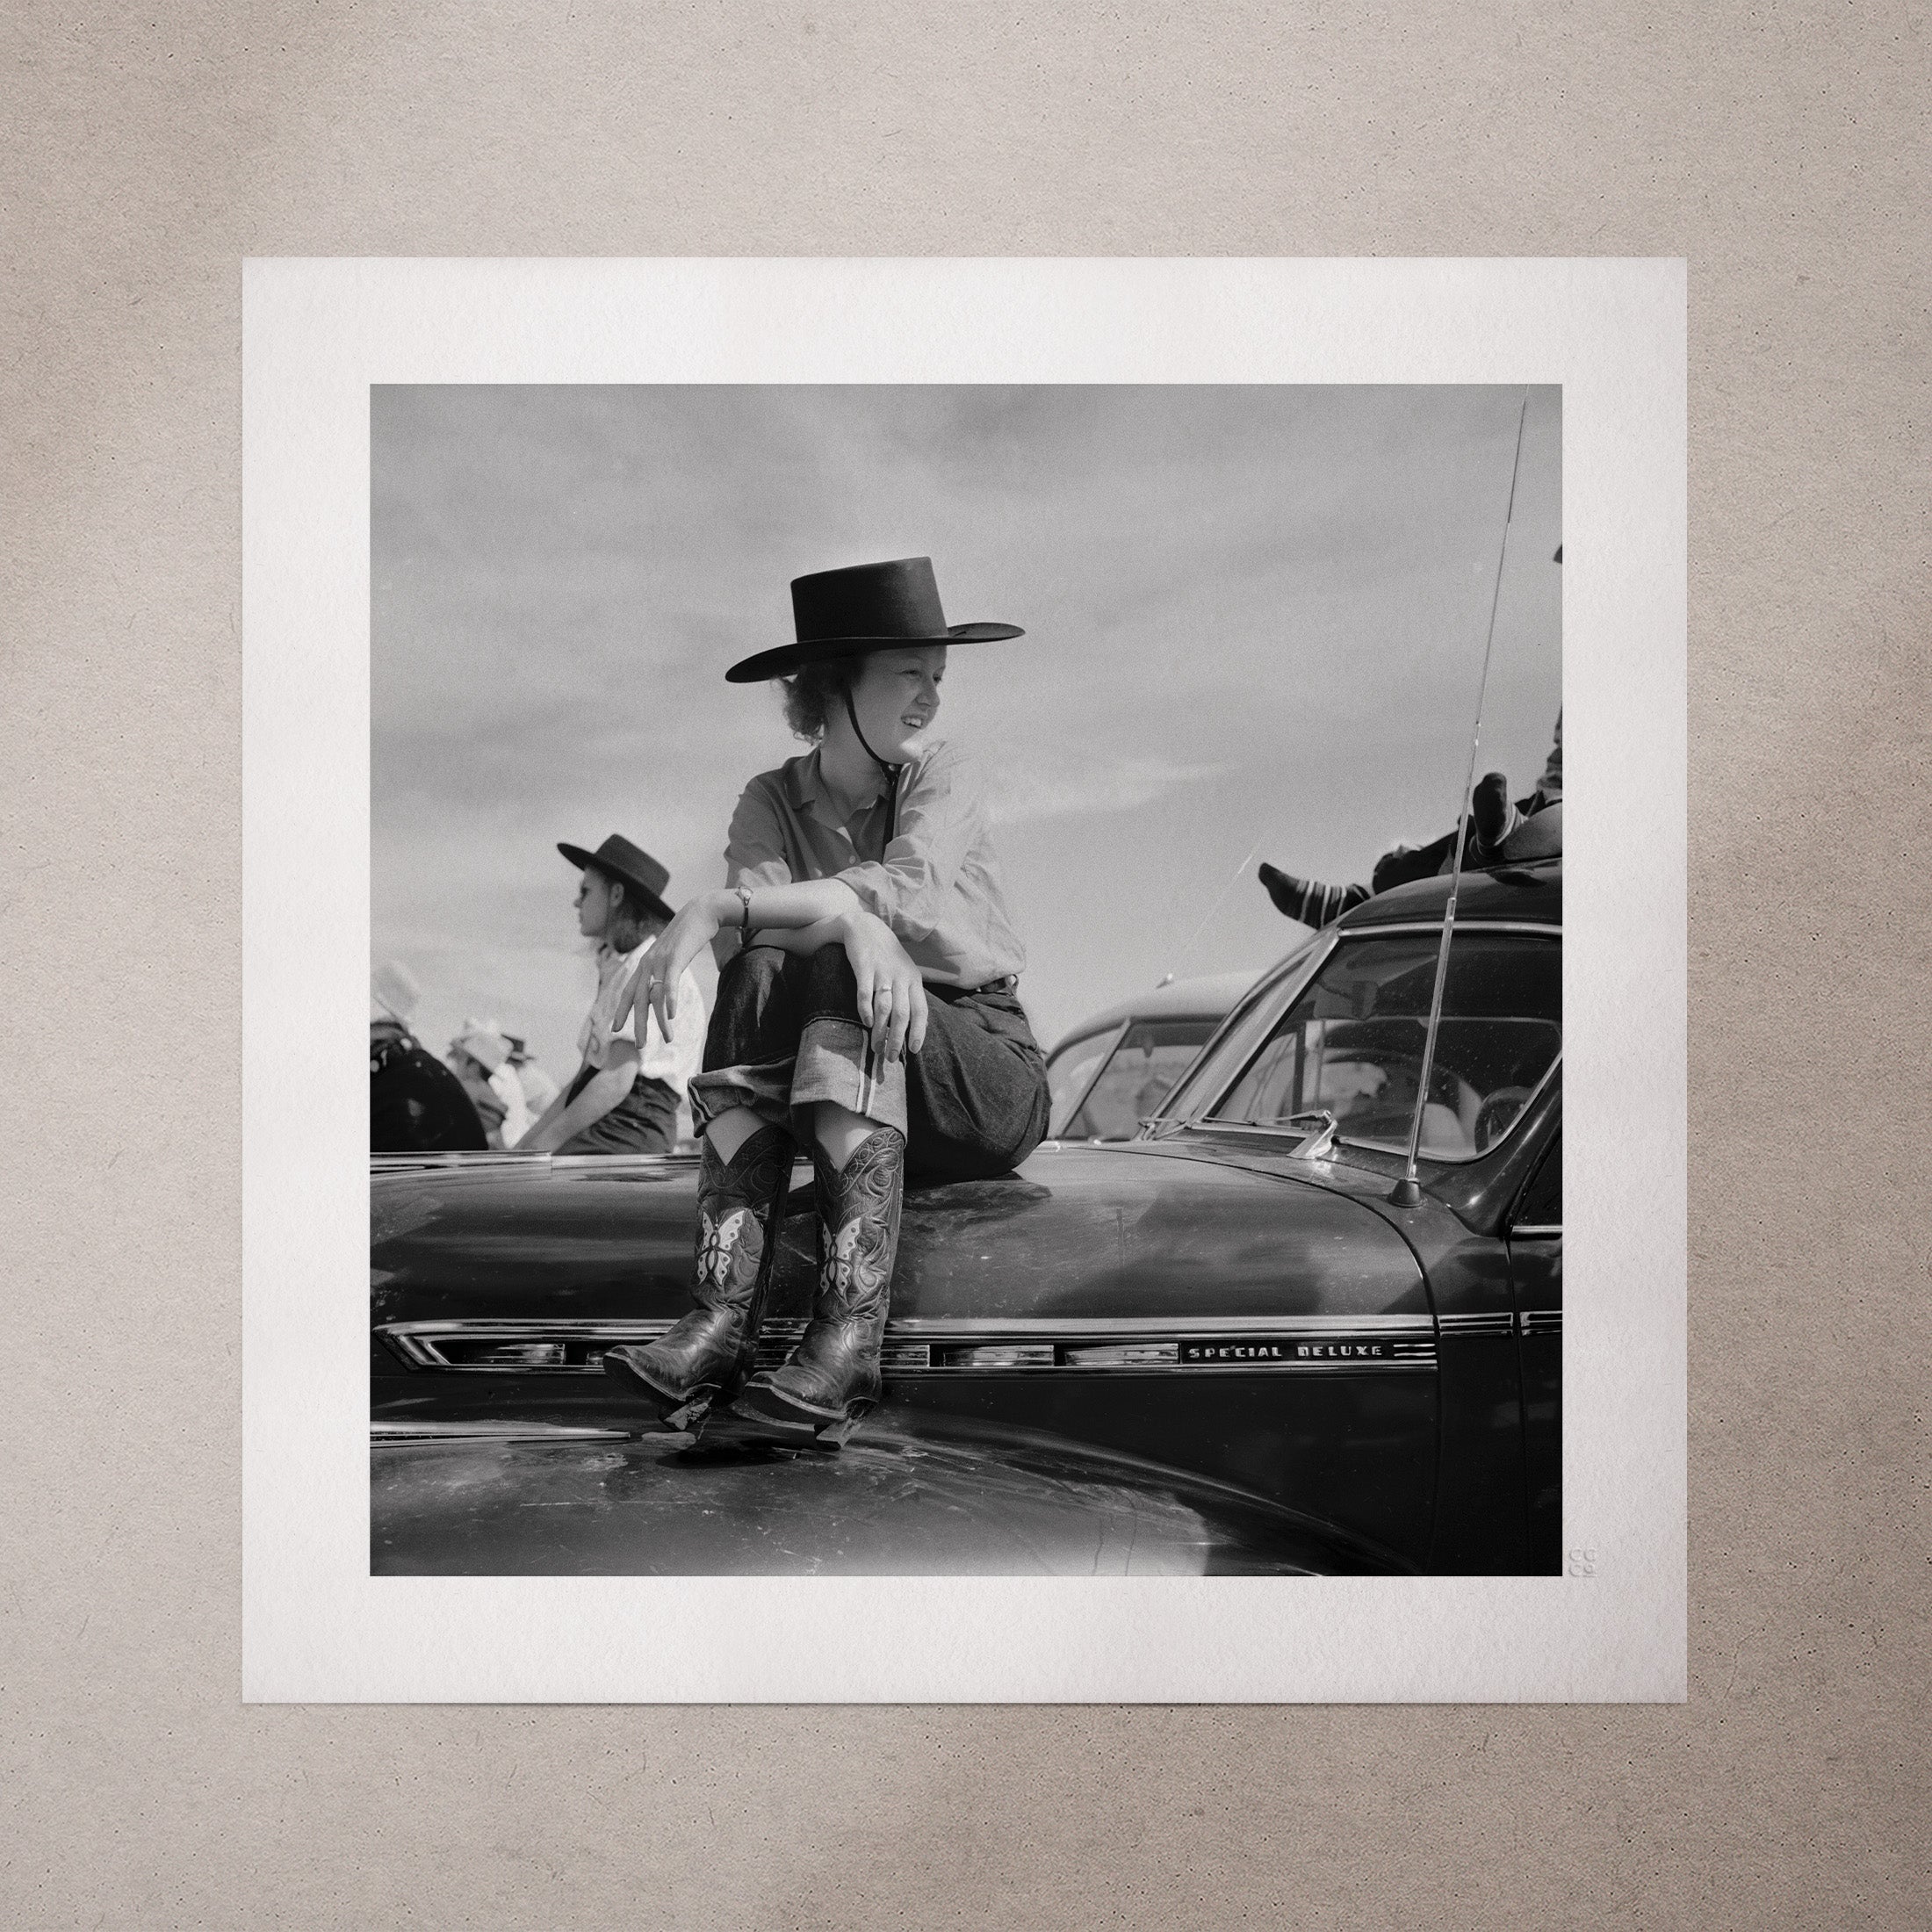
top-left (371, 1141), bottom-right (1427, 1329)
top-left (370, 1409), bottom-right (1386, 1575)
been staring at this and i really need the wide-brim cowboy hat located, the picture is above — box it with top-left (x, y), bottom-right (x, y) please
top-left (724, 556), bottom-right (1023, 684)
top-left (556, 833), bottom-right (676, 926)
top-left (451, 1023), bottom-right (512, 1073)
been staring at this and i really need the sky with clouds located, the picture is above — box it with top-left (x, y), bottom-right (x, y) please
top-left (372, 384), bottom-right (1561, 1081)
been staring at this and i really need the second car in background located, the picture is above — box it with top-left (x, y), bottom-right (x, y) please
top-left (1044, 967), bottom-right (1275, 1142)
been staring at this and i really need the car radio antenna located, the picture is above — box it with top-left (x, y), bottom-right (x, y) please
top-left (1391, 392), bottom-right (1530, 1208)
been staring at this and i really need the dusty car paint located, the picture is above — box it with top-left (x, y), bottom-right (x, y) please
top-left (371, 1412), bottom-right (1379, 1576)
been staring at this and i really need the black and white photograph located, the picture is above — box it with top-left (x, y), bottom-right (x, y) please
top-left (242, 256), bottom-right (1682, 1702)
top-left (368, 379), bottom-right (1565, 1579)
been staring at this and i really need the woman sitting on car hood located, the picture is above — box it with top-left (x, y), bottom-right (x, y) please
top-left (602, 557), bottom-right (1050, 1445)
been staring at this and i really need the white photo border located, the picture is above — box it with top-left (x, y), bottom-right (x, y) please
top-left (243, 258), bottom-right (1685, 1702)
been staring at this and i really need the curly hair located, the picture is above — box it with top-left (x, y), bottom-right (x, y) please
top-left (591, 867), bottom-right (668, 954)
top-left (779, 656), bottom-right (859, 742)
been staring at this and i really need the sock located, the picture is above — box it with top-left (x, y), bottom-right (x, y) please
top-left (1259, 862), bottom-right (1370, 927)
top-left (1471, 771), bottom-right (1517, 848)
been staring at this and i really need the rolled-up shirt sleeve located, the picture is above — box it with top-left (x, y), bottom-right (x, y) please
top-left (716, 777), bottom-right (797, 965)
top-left (837, 742), bottom-right (982, 945)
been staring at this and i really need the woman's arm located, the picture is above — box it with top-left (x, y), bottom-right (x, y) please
top-left (834, 741), bottom-right (981, 945)
top-left (625, 890), bottom-right (928, 1062)
top-left (518, 1043), bottom-right (640, 1152)
top-left (516, 1083), bottom-right (573, 1149)
top-left (741, 912), bottom-right (850, 956)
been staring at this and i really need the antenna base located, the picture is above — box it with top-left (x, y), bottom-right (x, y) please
top-left (1388, 1176), bottom-right (1425, 1208)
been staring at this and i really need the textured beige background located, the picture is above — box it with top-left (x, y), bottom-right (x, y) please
top-left (4, 4), bottom-right (1925, 1928)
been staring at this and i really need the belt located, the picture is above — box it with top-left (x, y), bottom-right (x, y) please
top-left (931, 974), bottom-right (1019, 1000)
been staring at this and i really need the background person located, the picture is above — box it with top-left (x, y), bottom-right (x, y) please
top-left (503, 1033), bottom-right (560, 1121)
top-left (516, 835), bottom-right (706, 1155)
top-left (1260, 551), bottom-right (1565, 929)
top-left (1259, 710), bottom-right (1564, 927)
top-left (369, 961), bottom-right (486, 1153)
top-left (447, 1021), bottom-right (530, 1149)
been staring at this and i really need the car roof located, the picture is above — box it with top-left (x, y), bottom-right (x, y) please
top-left (1338, 856), bottom-right (1562, 930)
top-left (1050, 970), bottom-right (1261, 1053)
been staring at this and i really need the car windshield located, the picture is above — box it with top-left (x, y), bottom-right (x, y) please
top-left (1203, 931), bottom-right (1560, 1160)
top-left (1056, 1018), bottom-right (1224, 1141)
top-left (1046, 1028), bottom-right (1119, 1135)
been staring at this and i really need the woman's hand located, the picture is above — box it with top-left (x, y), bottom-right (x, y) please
top-left (618, 894), bottom-right (724, 1042)
top-left (840, 909), bottom-right (927, 1063)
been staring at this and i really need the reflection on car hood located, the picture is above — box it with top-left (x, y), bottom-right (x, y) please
top-left (371, 1141), bottom-right (1428, 1329)
top-left (370, 1409), bottom-right (1383, 1576)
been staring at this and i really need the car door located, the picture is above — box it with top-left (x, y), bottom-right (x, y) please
top-left (1507, 1130), bottom-right (1562, 1572)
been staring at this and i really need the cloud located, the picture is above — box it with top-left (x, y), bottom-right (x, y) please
top-left (984, 755), bottom-right (1226, 825)
top-left (372, 384), bottom-right (1561, 1066)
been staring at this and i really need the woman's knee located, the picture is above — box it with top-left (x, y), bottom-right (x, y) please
top-left (706, 947), bottom-right (803, 1063)
top-left (717, 943), bottom-right (791, 1007)
top-left (803, 941), bottom-right (860, 1008)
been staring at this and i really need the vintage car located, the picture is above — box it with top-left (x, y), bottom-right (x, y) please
top-left (1044, 969), bottom-right (1258, 1142)
top-left (371, 858), bottom-right (1561, 1576)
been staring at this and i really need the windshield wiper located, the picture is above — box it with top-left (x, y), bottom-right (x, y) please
top-left (1279, 1110), bottom-right (1341, 1159)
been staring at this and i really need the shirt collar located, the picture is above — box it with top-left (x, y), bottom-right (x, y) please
top-left (790, 746), bottom-right (891, 825)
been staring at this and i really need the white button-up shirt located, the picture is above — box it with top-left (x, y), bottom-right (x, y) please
top-left (579, 940), bottom-right (707, 1103)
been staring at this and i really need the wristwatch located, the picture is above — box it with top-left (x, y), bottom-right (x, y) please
top-left (736, 883), bottom-right (755, 929)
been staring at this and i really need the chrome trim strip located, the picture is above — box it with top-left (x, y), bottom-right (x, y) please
top-left (372, 1150), bottom-right (709, 1173)
top-left (377, 1312), bottom-right (1439, 1375)
top-left (371, 1419), bottom-right (634, 1442)
top-left (1510, 1223), bottom-right (1562, 1237)
top-left (883, 1314), bottom-right (1435, 1337)
top-left (1517, 1309), bottom-right (1563, 1337)
top-left (381, 1313), bottom-right (1436, 1341)
top-left (1437, 1312), bottom-right (1516, 1337)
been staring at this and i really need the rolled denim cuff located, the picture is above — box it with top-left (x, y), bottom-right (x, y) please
top-left (688, 1056), bottom-right (797, 1136)
top-left (787, 1014), bottom-right (908, 1136)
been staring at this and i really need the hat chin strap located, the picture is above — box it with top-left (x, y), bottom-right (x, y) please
top-left (842, 688), bottom-right (904, 840)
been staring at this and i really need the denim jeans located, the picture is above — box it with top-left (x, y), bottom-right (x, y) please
top-left (688, 944), bottom-right (1051, 1184)
top-left (556, 1065), bottom-right (680, 1155)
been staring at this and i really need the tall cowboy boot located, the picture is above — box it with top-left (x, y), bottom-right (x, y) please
top-left (602, 1122), bottom-right (794, 1434)
top-left (732, 1126), bottom-right (904, 1448)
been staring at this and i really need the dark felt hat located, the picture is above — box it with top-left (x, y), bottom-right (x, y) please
top-left (724, 556), bottom-right (1023, 684)
top-left (556, 833), bottom-right (676, 926)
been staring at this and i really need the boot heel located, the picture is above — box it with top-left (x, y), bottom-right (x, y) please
top-left (661, 1392), bottom-right (717, 1436)
top-left (813, 1404), bottom-right (872, 1449)
top-left (604, 1348), bottom-right (716, 1436)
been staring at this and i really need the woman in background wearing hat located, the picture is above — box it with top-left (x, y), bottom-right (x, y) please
top-left (602, 558), bottom-right (1050, 1445)
top-left (517, 835), bottom-right (707, 1156)
top-left (447, 1021), bottom-right (530, 1150)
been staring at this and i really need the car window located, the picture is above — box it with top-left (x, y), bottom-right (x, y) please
top-left (1063, 1019), bottom-right (1222, 1141)
top-left (1046, 1028), bottom-right (1120, 1136)
top-left (1206, 932), bottom-right (1560, 1160)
